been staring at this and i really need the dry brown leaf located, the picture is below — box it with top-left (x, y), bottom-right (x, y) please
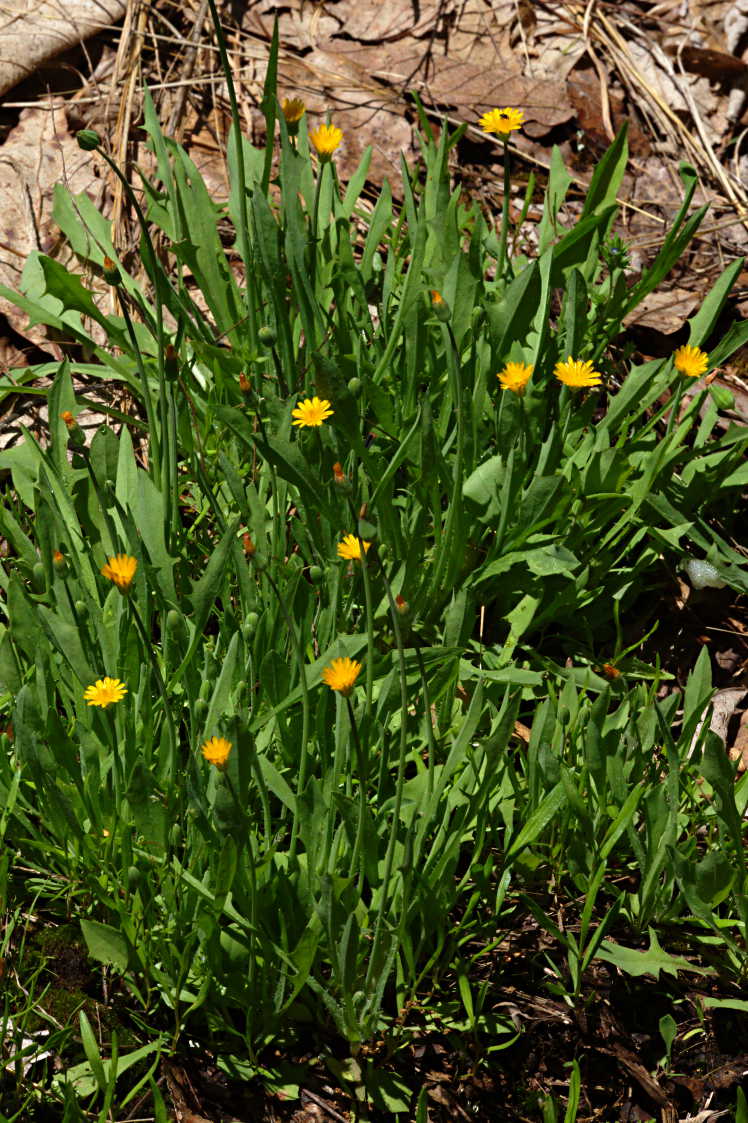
top-left (0, 0), bottom-right (126, 97)
top-left (623, 288), bottom-right (700, 333)
top-left (0, 102), bottom-right (106, 349)
top-left (727, 704), bottom-right (748, 771)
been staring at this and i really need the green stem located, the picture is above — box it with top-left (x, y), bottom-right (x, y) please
top-left (426, 320), bottom-right (464, 614)
top-left (206, 0), bottom-right (257, 348)
top-left (365, 558), bottom-right (409, 998)
top-left (119, 299), bottom-right (160, 468)
top-left (497, 139), bottom-right (512, 280)
top-left (264, 570), bottom-right (311, 855)
top-left (128, 597), bottom-right (178, 777)
top-left (345, 696), bottom-right (367, 892)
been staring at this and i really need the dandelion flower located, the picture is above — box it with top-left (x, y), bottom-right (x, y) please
top-left (282, 97), bottom-right (306, 125)
top-left (291, 397), bottom-right (334, 428)
top-left (497, 361), bottom-right (533, 395)
top-left (554, 356), bottom-right (602, 389)
top-left (323, 657), bottom-right (362, 697)
top-left (309, 123), bottom-right (343, 158)
top-left (674, 344), bottom-right (709, 379)
top-left (479, 107), bottom-right (524, 137)
top-left (84, 677), bottom-right (128, 708)
top-left (337, 533), bottom-right (371, 562)
top-left (201, 736), bottom-right (233, 770)
top-left (100, 553), bottom-right (137, 593)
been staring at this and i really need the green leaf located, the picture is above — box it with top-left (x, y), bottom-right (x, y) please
top-left (597, 928), bottom-right (713, 979)
top-left (80, 919), bottom-right (129, 971)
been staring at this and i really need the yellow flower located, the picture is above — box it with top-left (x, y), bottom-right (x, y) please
top-left (554, 356), bottom-right (602, 389)
top-left (674, 344), bottom-right (709, 379)
top-left (282, 97), bottom-right (306, 125)
top-left (337, 533), bottom-right (371, 561)
top-left (291, 396), bottom-right (334, 427)
top-left (280, 97), bottom-right (305, 123)
top-left (61, 410), bottom-right (76, 429)
top-left (101, 553), bottom-right (137, 593)
top-left (322, 657), bottom-right (362, 697)
top-left (309, 123), bottom-right (343, 158)
top-left (201, 735), bottom-right (233, 770)
top-left (497, 361), bottom-right (533, 395)
top-left (479, 107), bottom-right (525, 136)
top-left (84, 677), bottom-right (128, 708)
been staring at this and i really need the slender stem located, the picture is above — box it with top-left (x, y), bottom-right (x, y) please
top-left (426, 320), bottom-right (463, 614)
top-left (119, 299), bottom-right (160, 468)
top-left (497, 139), bottom-right (512, 280)
top-left (345, 696), bottom-right (367, 892)
top-left (264, 570), bottom-right (311, 855)
top-left (365, 556), bottom-right (409, 996)
top-left (128, 597), bottom-right (178, 777)
top-left (665, 377), bottom-right (686, 440)
top-left (347, 498), bottom-right (375, 720)
top-left (206, 0), bottom-right (257, 348)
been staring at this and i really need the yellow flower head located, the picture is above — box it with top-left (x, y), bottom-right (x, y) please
top-left (291, 396), bottom-right (334, 427)
top-left (497, 361), bottom-right (533, 395)
top-left (554, 356), bottom-right (602, 389)
top-left (479, 107), bottom-right (525, 136)
top-left (201, 735), bottom-right (233, 770)
top-left (337, 533), bottom-right (371, 562)
top-left (282, 97), bottom-right (306, 125)
top-left (323, 657), bottom-right (362, 697)
top-left (61, 410), bottom-right (76, 430)
top-left (84, 677), bottom-right (128, 708)
top-left (674, 344), bottom-right (709, 379)
top-left (310, 123), bottom-right (343, 158)
top-left (101, 554), bottom-right (137, 593)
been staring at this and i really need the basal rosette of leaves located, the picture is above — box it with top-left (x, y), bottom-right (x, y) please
top-left (0, 24), bottom-right (747, 1113)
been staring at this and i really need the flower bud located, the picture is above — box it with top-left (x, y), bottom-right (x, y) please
top-left (429, 289), bottom-right (451, 322)
top-left (52, 549), bottom-right (67, 574)
top-left (358, 504), bottom-right (378, 542)
top-left (164, 343), bottom-right (179, 380)
top-left (242, 611), bottom-right (260, 639)
top-left (258, 325), bottom-right (277, 347)
top-left (347, 376), bottom-right (362, 397)
top-left (332, 461), bottom-right (352, 495)
top-left (32, 562), bottom-right (45, 593)
top-left (239, 372), bottom-right (251, 394)
top-left (102, 256), bottom-right (121, 285)
top-left (76, 129), bottom-right (101, 151)
top-left (710, 383), bottom-right (734, 411)
top-left (195, 698), bottom-right (209, 721)
top-left (395, 594), bottom-right (409, 616)
top-left (308, 564), bottom-right (324, 584)
top-left (242, 533), bottom-right (256, 559)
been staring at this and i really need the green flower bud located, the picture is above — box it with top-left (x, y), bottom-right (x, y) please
top-left (127, 866), bottom-right (141, 892)
top-left (169, 823), bottom-right (182, 849)
top-left (710, 384), bottom-right (734, 411)
top-left (358, 517), bottom-right (378, 542)
top-left (76, 129), bottom-right (101, 151)
top-left (195, 698), bottom-right (209, 720)
top-left (347, 376), bottom-right (362, 397)
top-left (308, 565), bottom-right (324, 584)
top-left (31, 562), bottom-right (45, 592)
top-left (74, 600), bottom-right (87, 616)
top-left (258, 325), bottom-right (277, 346)
top-left (242, 611), bottom-right (260, 639)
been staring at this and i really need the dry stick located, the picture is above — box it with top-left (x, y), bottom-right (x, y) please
top-left (167, 0), bottom-right (211, 139)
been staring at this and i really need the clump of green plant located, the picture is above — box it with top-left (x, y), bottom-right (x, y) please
top-left (0, 13), bottom-right (747, 1116)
